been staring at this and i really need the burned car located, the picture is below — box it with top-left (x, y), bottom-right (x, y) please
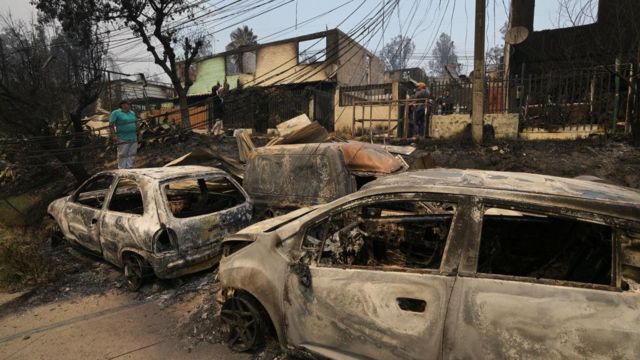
top-left (217, 168), bottom-right (640, 359)
top-left (48, 166), bottom-right (251, 290)
top-left (242, 142), bottom-right (407, 217)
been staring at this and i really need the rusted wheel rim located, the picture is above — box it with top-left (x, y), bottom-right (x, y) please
top-left (124, 256), bottom-right (143, 291)
top-left (220, 296), bottom-right (260, 352)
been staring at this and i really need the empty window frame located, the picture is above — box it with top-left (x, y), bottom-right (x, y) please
top-left (108, 178), bottom-right (144, 215)
top-left (478, 206), bottom-right (613, 286)
top-left (534, 0), bottom-right (598, 31)
top-left (164, 177), bottom-right (245, 218)
top-left (298, 37), bottom-right (327, 64)
top-left (225, 51), bottom-right (256, 75)
top-left (75, 175), bottom-right (114, 209)
top-left (619, 229), bottom-right (640, 291)
top-left (304, 199), bottom-right (456, 270)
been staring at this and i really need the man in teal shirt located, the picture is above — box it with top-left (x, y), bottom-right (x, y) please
top-left (109, 100), bottom-right (138, 169)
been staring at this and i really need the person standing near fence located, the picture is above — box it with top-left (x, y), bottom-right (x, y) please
top-left (210, 85), bottom-right (224, 136)
top-left (207, 85), bottom-right (220, 135)
top-left (109, 100), bottom-right (138, 169)
top-left (412, 82), bottom-right (430, 137)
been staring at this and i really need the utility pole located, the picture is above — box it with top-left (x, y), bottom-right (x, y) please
top-left (472, 0), bottom-right (486, 144)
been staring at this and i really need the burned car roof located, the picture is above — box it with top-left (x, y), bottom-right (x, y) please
top-left (105, 165), bottom-right (227, 181)
top-left (362, 168), bottom-right (640, 218)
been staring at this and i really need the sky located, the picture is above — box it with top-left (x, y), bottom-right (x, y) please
top-left (1, 0), bottom-right (567, 82)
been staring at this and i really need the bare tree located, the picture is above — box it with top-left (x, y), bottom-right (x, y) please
top-left (34, 0), bottom-right (205, 129)
top-left (554, 0), bottom-right (598, 28)
top-left (0, 15), bottom-right (105, 182)
top-left (379, 35), bottom-right (415, 71)
top-left (428, 33), bottom-right (460, 77)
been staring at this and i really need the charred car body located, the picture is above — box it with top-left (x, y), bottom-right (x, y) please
top-left (242, 142), bottom-right (407, 216)
top-left (48, 166), bottom-right (252, 290)
top-left (217, 168), bottom-right (640, 359)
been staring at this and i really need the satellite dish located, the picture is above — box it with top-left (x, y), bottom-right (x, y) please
top-left (505, 26), bottom-right (529, 45)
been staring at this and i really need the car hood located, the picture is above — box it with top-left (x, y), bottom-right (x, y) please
top-left (48, 196), bottom-right (69, 216)
top-left (234, 205), bottom-right (321, 236)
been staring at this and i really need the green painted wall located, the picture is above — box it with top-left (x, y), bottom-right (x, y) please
top-left (187, 57), bottom-right (238, 96)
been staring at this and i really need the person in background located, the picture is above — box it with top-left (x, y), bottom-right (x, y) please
top-left (437, 89), bottom-right (454, 115)
top-left (109, 100), bottom-right (138, 169)
top-left (412, 82), bottom-right (430, 137)
top-left (207, 85), bottom-right (220, 135)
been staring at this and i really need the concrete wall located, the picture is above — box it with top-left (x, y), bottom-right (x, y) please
top-left (334, 83), bottom-right (400, 134)
top-left (255, 41), bottom-right (331, 86)
top-left (430, 113), bottom-right (519, 140)
top-left (334, 102), bottom-right (400, 135)
top-left (520, 124), bottom-right (604, 140)
top-left (336, 32), bottom-right (384, 86)
top-left (509, 0), bottom-right (640, 75)
top-left (187, 57), bottom-right (228, 96)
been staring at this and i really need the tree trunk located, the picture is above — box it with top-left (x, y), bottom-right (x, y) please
top-left (178, 91), bottom-right (191, 129)
top-left (70, 109), bottom-right (85, 161)
top-left (38, 139), bottom-right (90, 184)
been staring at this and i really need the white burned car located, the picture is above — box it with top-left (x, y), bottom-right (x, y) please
top-left (48, 166), bottom-right (252, 290)
top-left (217, 168), bottom-right (640, 359)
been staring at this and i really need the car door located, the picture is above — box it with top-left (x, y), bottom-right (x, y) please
top-left (99, 176), bottom-right (154, 266)
top-left (283, 192), bottom-right (469, 360)
top-left (443, 201), bottom-right (640, 359)
top-left (159, 175), bottom-right (252, 255)
top-left (64, 174), bottom-right (115, 253)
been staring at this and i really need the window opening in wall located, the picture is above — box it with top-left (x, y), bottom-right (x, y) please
top-left (534, 0), bottom-right (599, 31)
top-left (298, 37), bottom-right (327, 64)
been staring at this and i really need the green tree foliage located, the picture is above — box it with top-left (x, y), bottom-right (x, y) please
top-left (226, 25), bottom-right (258, 51)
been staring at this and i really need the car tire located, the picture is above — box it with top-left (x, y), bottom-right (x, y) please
top-left (123, 253), bottom-right (146, 291)
top-left (48, 223), bottom-right (64, 248)
top-left (220, 294), bottom-right (266, 352)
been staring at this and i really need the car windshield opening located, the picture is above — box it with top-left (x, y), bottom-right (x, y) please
top-left (165, 177), bottom-right (245, 218)
top-left (478, 208), bottom-right (613, 286)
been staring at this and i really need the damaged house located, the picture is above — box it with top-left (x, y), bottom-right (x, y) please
top-left (179, 29), bottom-right (384, 132)
top-left (504, 0), bottom-right (640, 136)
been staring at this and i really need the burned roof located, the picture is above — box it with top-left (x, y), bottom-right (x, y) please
top-left (363, 168), bottom-right (640, 206)
top-left (106, 165), bottom-right (226, 181)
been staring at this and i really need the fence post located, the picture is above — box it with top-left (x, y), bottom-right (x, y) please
top-left (613, 57), bottom-right (621, 133)
top-left (351, 103), bottom-right (356, 137)
top-left (626, 63), bottom-right (635, 134)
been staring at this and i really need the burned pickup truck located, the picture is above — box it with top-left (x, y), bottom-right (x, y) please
top-left (242, 142), bottom-right (407, 217)
top-left (217, 168), bottom-right (640, 359)
top-left (48, 166), bottom-right (251, 290)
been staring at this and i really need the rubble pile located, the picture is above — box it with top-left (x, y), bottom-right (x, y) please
top-left (138, 120), bottom-right (192, 148)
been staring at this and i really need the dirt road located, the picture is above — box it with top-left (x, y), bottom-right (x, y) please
top-left (0, 289), bottom-right (250, 360)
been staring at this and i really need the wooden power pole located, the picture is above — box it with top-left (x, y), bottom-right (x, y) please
top-left (472, 0), bottom-right (486, 144)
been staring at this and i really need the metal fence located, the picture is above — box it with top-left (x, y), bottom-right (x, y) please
top-left (191, 85), bottom-right (335, 132)
top-left (425, 63), bottom-right (634, 129)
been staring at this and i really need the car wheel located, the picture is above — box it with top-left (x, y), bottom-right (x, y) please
top-left (123, 254), bottom-right (146, 291)
top-left (220, 294), bottom-right (266, 352)
top-left (48, 223), bottom-right (64, 248)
